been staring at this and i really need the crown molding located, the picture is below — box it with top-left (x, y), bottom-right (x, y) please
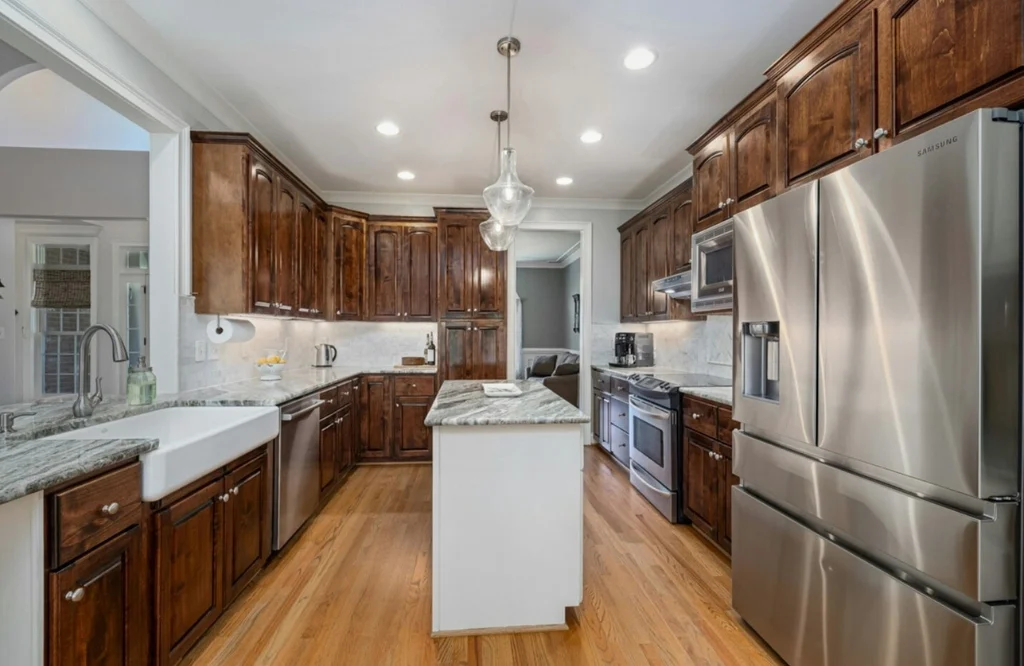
top-left (641, 163), bottom-right (694, 209)
top-left (323, 190), bottom-right (644, 212)
top-left (516, 242), bottom-right (581, 269)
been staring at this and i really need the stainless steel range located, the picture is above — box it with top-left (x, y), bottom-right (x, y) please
top-left (627, 373), bottom-right (730, 523)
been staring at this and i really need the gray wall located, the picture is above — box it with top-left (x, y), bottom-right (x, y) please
top-left (517, 268), bottom-right (567, 348)
top-left (563, 258), bottom-right (580, 350)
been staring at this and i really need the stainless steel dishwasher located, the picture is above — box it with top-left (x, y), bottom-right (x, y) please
top-left (274, 396), bottom-right (324, 550)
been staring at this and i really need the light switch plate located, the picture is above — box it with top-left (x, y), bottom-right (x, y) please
top-left (208, 343), bottom-right (220, 360)
top-left (194, 340), bottom-right (206, 362)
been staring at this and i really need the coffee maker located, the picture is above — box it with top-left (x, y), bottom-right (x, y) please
top-left (612, 332), bottom-right (654, 368)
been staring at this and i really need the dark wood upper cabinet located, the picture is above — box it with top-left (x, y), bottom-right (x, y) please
top-left (633, 219), bottom-right (651, 318)
top-left (439, 319), bottom-right (505, 380)
top-left (274, 178), bottom-right (299, 316)
top-left (620, 230), bottom-right (635, 322)
top-left (647, 205), bottom-right (672, 320)
top-left (332, 211), bottom-right (365, 320)
top-left (222, 453), bottom-right (269, 605)
top-left (669, 182), bottom-right (693, 274)
top-left (692, 134), bottom-right (731, 230)
top-left (777, 8), bottom-right (876, 188)
top-left (154, 478), bottom-right (224, 666)
top-left (314, 208), bottom-right (329, 319)
top-left (876, 0), bottom-right (1024, 147)
top-left (730, 94), bottom-right (776, 214)
top-left (249, 155), bottom-right (276, 316)
top-left (366, 224), bottom-right (404, 321)
top-left (358, 375), bottom-right (393, 460)
top-left (437, 210), bottom-right (506, 320)
top-left (48, 526), bottom-right (147, 666)
top-left (403, 225), bottom-right (438, 321)
top-left (296, 196), bottom-right (317, 318)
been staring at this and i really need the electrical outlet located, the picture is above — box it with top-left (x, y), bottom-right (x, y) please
top-left (194, 340), bottom-right (207, 362)
top-left (208, 342), bottom-right (221, 360)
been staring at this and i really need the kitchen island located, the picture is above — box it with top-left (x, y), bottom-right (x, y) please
top-left (424, 380), bottom-right (588, 636)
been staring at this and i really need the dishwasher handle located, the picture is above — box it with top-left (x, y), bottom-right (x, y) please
top-left (281, 399), bottom-right (325, 421)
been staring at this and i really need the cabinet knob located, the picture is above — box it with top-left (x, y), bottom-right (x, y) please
top-left (101, 502), bottom-right (120, 516)
top-left (231, 486), bottom-right (239, 495)
top-left (220, 493), bottom-right (230, 503)
top-left (65, 587), bottom-right (85, 603)
top-left (725, 197), bottom-right (735, 205)
top-left (691, 413), bottom-right (700, 419)
top-left (717, 201), bottom-right (726, 209)
top-left (854, 137), bottom-right (869, 150)
top-left (873, 127), bottom-right (889, 140)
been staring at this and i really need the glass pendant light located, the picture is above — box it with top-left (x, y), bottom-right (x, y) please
top-left (482, 35), bottom-right (534, 228)
top-left (479, 217), bottom-right (518, 251)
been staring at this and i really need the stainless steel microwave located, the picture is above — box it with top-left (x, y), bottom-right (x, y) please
top-left (691, 218), bottom-right (734, 312)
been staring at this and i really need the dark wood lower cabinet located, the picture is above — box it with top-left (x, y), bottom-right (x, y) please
top-left (336, 403), bottom-right (355, 477)
top-left (681, 413), bottom-right (737, 555)
top-left (439, 320), bottom-right (507, 380)
top-left (319, 416), bottom-right (338, 492)
top-left (222, 453), bottom-right (270, 605)
top-left (394, 395), bottom-right (433, 460)
top-left (359, 375), bottom-right (394, 460)
top-left (48, 526), bottom-right (147, 666)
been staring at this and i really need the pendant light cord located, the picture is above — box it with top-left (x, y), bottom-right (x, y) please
top-left (505, 0), bottom-right (518, 148)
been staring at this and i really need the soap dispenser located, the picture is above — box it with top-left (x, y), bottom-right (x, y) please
top-left (126, 356), bottom-right (157, 406)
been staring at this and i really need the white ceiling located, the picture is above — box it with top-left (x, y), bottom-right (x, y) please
top-left (515, 230), bottom-right (579, 263)
top-left (118, 0), bottom-right (837, 200)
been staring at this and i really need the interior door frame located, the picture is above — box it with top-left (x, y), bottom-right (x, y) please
top-left (505, 222), bottom-right (593, 426)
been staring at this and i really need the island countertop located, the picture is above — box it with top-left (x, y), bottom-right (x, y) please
top-left (424, 380), bottom-right (589, 427)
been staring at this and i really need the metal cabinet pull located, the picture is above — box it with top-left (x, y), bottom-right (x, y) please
top-left (854, 137), bottom-right (869, 150)
top-left (873, 127), bottom-right (889, 140)
top-left (65, 587), bottom-right (85, 603)
top-left (101, 502), bottom-right (120, 516)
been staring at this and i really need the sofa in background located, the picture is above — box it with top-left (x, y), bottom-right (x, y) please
top-left (526, 352), bottom-right (580, 407)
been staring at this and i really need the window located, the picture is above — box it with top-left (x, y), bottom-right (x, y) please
top-left (34, 244), bottom-right (91, 395)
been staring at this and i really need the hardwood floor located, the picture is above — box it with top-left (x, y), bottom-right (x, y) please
top-left (181, 446), bottom-right (782, 666)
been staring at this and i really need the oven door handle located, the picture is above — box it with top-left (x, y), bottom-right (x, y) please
top-left (630, 461), bottom-right (673, 498)
top-left (628, 396), bottom-right (672, 420)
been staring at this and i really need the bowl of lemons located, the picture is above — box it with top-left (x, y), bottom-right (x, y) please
top-left (256, 351), bottom-right (287, 381)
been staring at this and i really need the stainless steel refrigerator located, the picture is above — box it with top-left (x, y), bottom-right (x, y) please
top-left (731, 108), bottom-right (1021, 666)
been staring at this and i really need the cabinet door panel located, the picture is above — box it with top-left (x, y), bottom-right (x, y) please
top-left (440, 217), bottom-right (475, 318)
top-left (731, 96), bottom-right (776, 213)
top-left (367, 225), bottom-right (404, 321)
top-left (250, 157), bottom-right (276, 315)
top-left (296, 197), bottom-right (316, 317)
top-left (319, 418), bottom-right (337, 491)
top-left (474, 320), bottom-right (507, 380)
top-left (682, 430), bottom-right (717, 540)
top-left (439, 321), bottom-right (474, 380)
top-left (156, 478), bottom-right (223, 666)
top-left (648, 207), bottom-right (672, 319)
top-left (48, 527), bottom-right (146, 666)
top-left (223, 453), bottom-right (269, 604)
top-left (633, 221), bottom-right (650, 319)
top-left (717, 445), bottom-right (737, 554)
top-left (670, 185), bottom-right (693, 273)
top-left (778, 10), bottom-right (875, 186)
top-left (404, 226), bottom-right (437, 321)
top-left (359, 375), bottom-right (393, 460)
top-left (275, 179), bottom-right (298, 315)
top-left (394, 396), bottom-right (433, 460)
top-left (620, 231), bottom-right (635, 322)
top-left (336, 404), bottom-right (354, 476)
top-left (334, 214), bottom-right (364, 320)
top-left (474, 232), bottom-right (506, 318)
top-left (313, 208), bottom-right (329, 318)
top-left (878, 0), bottom-right (1024, 144)
top-left (693, 134), bottom-right (730, 229)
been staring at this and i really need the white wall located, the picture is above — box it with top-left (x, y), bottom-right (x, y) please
top-left (0, 219), bottom-right (16, 404)
top-left (0, 147), bottom-right (148, 219)
top-left (0, 69), bottom-right (149, 150)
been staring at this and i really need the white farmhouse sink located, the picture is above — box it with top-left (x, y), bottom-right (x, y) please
top-left (44, 407), bottom-right (280, 501)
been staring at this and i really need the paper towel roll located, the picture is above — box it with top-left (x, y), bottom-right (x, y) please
top-left (207, 317), bottom-right (256, 344)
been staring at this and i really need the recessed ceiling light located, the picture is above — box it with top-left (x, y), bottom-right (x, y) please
top-left (580, 130), bottom-right (603, 144)
top-left (556, 176), bottom-right (574, 186)
top-left (624, 47), bottom-right (657, 70)
top-left (376, 121), bottom-right (400, 136)
top-left (397, 170), bottom-right (415, 180)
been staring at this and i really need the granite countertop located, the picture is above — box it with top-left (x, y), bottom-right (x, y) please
top-left (0, 437), bottom-right (158, 505)
top-left (424, 380), bottom-right (589, 427)
top-left (0, 365), bottom-right (437, 505)
top-left (683, 386), bottom-right (733, 407)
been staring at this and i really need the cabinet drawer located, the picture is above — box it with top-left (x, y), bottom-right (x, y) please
top-left (608, 397), bottom-right (629, 433)
top-left (610, 425), bottom-right (630, 466)
top-left (51, 462), bottom-right (142, 567)
top-left (320, 386), bottom-right (341, 418)
top-left (717, 406), bottom-right (739, 444)
top-left (683, 397), bottom-right (718, 438)
top-left (336, 380), bottom-right (355, 407)
top-left (610, 377), bottom-right (629, 401)
top-left (394, 375), bottom-right (434, 397)
top-left (593, 370), bottom-right (610, 393)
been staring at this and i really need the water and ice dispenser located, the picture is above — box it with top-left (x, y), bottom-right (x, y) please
top-left (742, 321), bottom-right (780, 402)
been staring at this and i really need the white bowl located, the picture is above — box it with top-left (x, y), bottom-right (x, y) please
top-left (256, 363), bottom-right (285, 381)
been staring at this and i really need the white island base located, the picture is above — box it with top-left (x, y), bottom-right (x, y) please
top-left (431, 422), bottom-right (584, 636)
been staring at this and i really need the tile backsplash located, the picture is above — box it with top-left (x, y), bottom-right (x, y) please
top-left (645, 314), bottom-right (733, 379)
top-left (178, 299), bottom-right (437, 392)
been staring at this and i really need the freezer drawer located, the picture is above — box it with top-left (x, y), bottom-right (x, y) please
top-left (732, 488), bottom-right (1015, 666)
top-left (734, 431), bottom-right (1017, 603)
